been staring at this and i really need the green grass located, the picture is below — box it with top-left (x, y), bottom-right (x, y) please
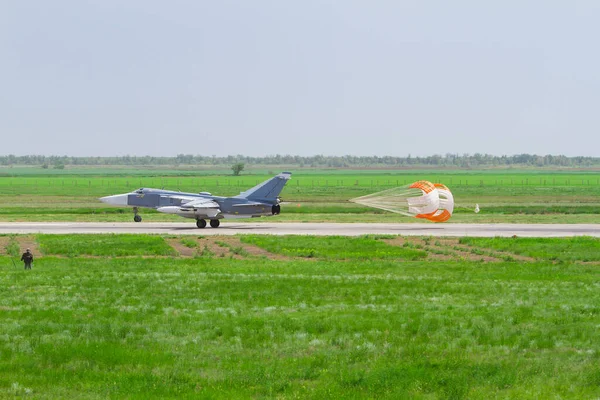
top-left (179, 238), bottom-right (198, 249)
top-left (215, 241), bottom-right (250, 257)
top-left (1, 234), bottom-right (600, 398)
top-left (3, 235), bottom-right (20, 257)
top-left (37, 234), bottom-right (178, 257)
top-left (473, 205), bottom-right (600, 214)
top-left (0, 168), bottom-right (599, 223)
top-left (240, 235), bottom-right (429, 260)
top-left (459, 236), bottom-right (600, 262)
top-left (197, 244), bottom-right (215, 258)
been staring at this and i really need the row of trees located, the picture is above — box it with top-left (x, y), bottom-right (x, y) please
top-left (0, 153), bottom-right (598, 168)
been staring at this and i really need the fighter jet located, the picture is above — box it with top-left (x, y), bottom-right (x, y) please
top-left (99, 172), bottom-right (291, 228)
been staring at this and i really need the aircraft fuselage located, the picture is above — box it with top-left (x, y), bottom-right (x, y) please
top-left (99, 172), bottom-right (291, 227)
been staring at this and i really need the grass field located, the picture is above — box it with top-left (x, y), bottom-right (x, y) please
top-left (1, 234), bottom-right (600, 398)
top-left (1, 166), bottom-right (597, 397)
top-left (0, 167), bottom-right (599, 223)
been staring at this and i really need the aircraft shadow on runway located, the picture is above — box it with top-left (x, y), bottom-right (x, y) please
top-left (169, 225), bottom-right (270, 231)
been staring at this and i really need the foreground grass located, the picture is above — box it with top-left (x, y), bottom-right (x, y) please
top-left (241, 235), bottom-right (427, 260)
top-left (1, 235), bottom-right (600, 398)
top-left (459, 236), bottom-right (600, 262)
top-left (37, 234), bottom-right (177, 257)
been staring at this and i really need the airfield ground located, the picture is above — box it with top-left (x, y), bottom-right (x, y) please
top-left (0, 233), bottom-right (539, 262)
top-left (0, 167), bottom-right (599, 224)
top-left (0, 167), bottom-right (599, 398)
top-left (0, 221), bottom-right (598, 237)
top-left (1, 233), bottom-right (600, 398)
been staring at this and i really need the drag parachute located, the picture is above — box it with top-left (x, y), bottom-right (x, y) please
top-left (350, 180), bottom-right (454, 222)
top-left (421, 183), bottom-right (454, 222)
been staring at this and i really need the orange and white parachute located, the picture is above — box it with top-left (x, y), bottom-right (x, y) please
top-left (417, 183), bottom-right (454, 222)
top-left (350, 180), bottom-right (454, 222)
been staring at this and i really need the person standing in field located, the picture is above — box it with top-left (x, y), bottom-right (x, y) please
top-left (21, 248), bottom-right (34, 270)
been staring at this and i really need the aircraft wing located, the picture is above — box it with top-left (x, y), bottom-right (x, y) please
top-left (181, 198), bottom-right (220, 209)
top-left (157, 198), bottom-right (221, 218)
top-left (166, 195), bottom-right (201, 203)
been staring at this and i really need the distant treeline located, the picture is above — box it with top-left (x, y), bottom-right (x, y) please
top-left (0, 154), bottom-right (598, 168)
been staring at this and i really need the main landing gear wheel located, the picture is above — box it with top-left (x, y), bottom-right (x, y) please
top-left (196, 219), bottom-right (207, 229)
top-left (210, 219), bottom-right (220, 228)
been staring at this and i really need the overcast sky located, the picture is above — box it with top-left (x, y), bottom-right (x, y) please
top-left (1, 1), bottom-right (599, 157)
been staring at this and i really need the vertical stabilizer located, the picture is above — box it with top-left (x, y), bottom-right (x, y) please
top-left (235, 172), bottom-right (292, 202)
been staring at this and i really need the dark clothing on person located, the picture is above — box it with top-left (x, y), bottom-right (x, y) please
top-left (21, 251), bottom-right (33, 270)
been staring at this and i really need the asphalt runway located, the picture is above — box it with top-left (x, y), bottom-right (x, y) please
top-left (0, 222), bottom-right (597, 237)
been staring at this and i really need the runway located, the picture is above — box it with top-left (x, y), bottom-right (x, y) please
top-left (0, 222), bottom-right (597, 237)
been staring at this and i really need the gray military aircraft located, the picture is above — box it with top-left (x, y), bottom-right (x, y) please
top-left (99, 172), bottom-right (291, 228)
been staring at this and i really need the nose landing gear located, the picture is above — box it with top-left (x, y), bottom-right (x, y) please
top-left (133, 207), bottom-right (142, 222)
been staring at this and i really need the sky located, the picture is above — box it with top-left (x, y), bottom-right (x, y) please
top-left (1, 1), bottom-right (599, 157)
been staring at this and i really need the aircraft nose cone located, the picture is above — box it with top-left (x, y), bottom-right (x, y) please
top-left (99, 194), bottom-right (129, 206)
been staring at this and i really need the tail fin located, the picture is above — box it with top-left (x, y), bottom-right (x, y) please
top-left (235, 172), bottom-right (292, 202)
